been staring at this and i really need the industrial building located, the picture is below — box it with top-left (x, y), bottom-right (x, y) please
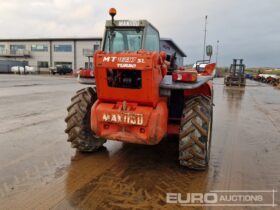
top-left (0, 37), bottom-right (102, 73)
top-left (0, 37), bottom-right (186, 73)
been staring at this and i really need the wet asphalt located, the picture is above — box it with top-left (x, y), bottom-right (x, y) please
top-left (0, 75), bottom-right (279, 210)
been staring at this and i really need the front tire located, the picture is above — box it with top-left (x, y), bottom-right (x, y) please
top-left (65, 87), bottom-right (106, 152)
top-left (179, 95), bottom-right (213, 170)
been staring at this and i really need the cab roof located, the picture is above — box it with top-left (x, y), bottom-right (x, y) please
top-left (106, 19), bottom-right (149, 27)
top-left (105, 19), bottom-right (158, 32)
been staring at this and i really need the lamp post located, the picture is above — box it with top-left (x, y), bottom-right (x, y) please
top-left (216, 40), bottom-right (219, 66)
top-left (203, 15), bottom-right (208, 61)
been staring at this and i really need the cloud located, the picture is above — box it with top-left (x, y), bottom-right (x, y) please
top-left (0, 0), bottom-right (279, 67)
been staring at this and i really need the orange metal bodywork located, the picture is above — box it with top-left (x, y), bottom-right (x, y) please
top-left (79, 69), bottom-right (94, 78)
top-left (94, 50), bottom-right (164, 107)
top-left (91, 50), bottom-right (168, 144)
top-left (90, 50), bottom-right (215, 144)
top-left (184, 63), bottom-right (215, 97)
top-left (200, 63), bottom-right (216, 76)
top-left (91, 100), bottom-right (167, 145)
top-left (184, 81), bottom-right (213, 97)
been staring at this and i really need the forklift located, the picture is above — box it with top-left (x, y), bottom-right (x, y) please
top-left (224, 59), bottom-right (246, 86)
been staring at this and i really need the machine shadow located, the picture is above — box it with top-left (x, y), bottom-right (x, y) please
top-left (64, 136), bottom-right (211, 209)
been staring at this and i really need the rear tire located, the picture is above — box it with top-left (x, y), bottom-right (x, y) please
top-left (65, 87), bottom-right (106, 152)
top-left (179, 95), bottom-right (213, 170)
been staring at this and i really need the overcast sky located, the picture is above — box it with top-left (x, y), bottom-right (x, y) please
top-left (1, 0), bottom-right (279, 67)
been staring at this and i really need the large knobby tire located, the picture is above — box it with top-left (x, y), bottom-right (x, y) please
top-left (179, 95), bottom-right (213, 170)
top-left (65, 87), bottom-right (106, 152)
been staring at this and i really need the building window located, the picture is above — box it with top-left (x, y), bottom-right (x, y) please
top-left (54, 44), bottom-right (72, 52)
top-left (93, 44), bottom-right (99, 51)
top-left (144, 25), bottom-right (160, 52)
top-left (0, 45), bottom-right (5, 54)
top-left (85, 62), bottom-right (93, 69)
top-left (83, 48), bottom-right (94, 56)
top-left (104, 29), bottom-right (143, 52)
top-left (31, 44), bottom-right (48, 52)
top-left (38, 61), bottom-right (49, 68)
top-left (10, 45), bottom-right (26, 52)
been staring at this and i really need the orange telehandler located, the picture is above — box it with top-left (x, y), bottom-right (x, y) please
top-left (65, 8), bottom-right (216, 170)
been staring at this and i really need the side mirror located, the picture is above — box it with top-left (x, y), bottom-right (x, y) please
top-left (206, 45), bottom-right (213, 57)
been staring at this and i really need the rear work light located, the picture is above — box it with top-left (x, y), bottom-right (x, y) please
top-left (172, 69), bottom-right (198, 82)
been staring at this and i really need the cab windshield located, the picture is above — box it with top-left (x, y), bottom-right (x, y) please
top-left (104, 29), bottom-right (143, 52)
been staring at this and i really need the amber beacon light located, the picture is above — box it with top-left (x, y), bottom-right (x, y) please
top-left (109, 8), bottom-right (117, 24)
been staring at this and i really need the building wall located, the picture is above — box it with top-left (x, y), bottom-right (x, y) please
top-left (0, 41), bottom-right (50, 67)
top-left (75, 40), bottom-right (101, 69)
top-left (0, 39), bottom-right (102, 73)
top-left (160, 40), bottom-right (184, 66)
top-left (30, 41), bottom-right (51, 68)
top-left (52, 41), bottom-right (74, 68)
